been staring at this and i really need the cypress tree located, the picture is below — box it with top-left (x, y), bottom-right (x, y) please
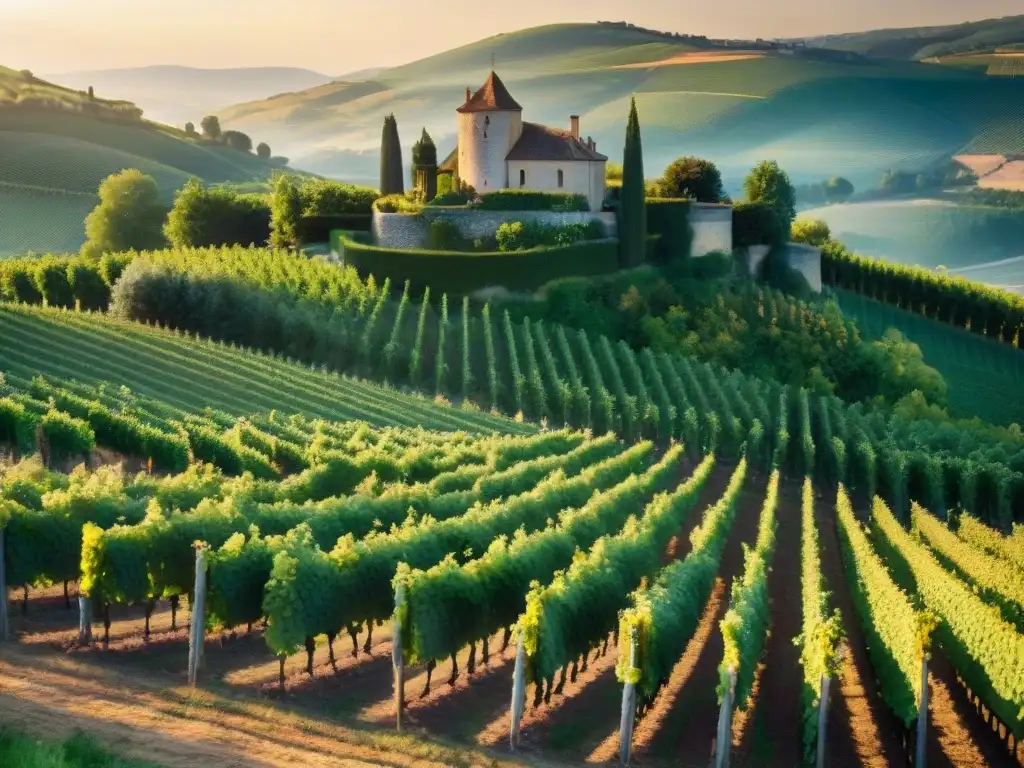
top-left (380, 114), bottom-right (404, 195)
top-left (619, 97), bottom-right (646, 268)
top-left (412, 128), bottom-right (438, 202)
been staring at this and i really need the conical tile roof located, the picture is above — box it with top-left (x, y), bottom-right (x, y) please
top-left (457, 71), bottom-right (522, 113)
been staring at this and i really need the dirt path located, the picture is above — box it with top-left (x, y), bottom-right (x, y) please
top-left (0, 644), bottom-right (492, 768)
top-left (817, 492), bottom-right (906, 767)
top-left (469, 462), bottom-right (742, 762)
top-left (624, 469), bottom-right (766, 766)
top-left (731, 478), bottom-right (804, 767)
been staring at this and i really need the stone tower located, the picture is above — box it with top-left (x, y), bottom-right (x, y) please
top-left (456, 72), bottom-right (523, 192)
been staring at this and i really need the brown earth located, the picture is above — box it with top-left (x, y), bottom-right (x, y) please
top-left (611, 52), bottom-right (765, 69)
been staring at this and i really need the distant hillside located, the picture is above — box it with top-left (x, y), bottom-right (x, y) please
top-left (215, 22), bottom-right (1024, 193)
top-left (804, 15), bottom-right (1024, 60)
top-left (45, 65), bottom-right (334, 127)
top-left (0, 67), bottom-right (303, 257)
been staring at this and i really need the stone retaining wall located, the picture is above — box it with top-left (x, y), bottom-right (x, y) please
top-left (689, 203), bottom-right (733, 257)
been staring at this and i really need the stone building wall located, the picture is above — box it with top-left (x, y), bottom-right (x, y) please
top-left (505, 159), bottom-right (607, 211)
top-left (689, 203), bottom-right (733, 257)
top-left (457, 110), bottom-right (521, 193)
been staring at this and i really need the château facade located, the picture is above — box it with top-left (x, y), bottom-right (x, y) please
top-left (439, 71), bottom-right (608, 211)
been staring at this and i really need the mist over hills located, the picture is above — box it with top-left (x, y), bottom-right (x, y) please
top-left (46, 65), bottom-right (335, 127)
top-left (212, 21), bottom-right (1024, 191)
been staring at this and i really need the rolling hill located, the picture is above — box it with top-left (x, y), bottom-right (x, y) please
top-left (0, 67), bottom-right (301, 257)
top-left (215, 22), bottom-right (1024, 191)
top-left (803, 14), bottom-right (1024, 60)
top-left (45, 65), bottom-right (335, 127)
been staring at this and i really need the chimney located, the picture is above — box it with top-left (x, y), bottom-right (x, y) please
top-left (570, 115), bottom-right (580, 139)
top-left (465, 87), bottom-right (471, 103)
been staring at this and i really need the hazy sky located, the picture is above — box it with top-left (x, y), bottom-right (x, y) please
top-left (2, 0), bottom-right (1019, 74)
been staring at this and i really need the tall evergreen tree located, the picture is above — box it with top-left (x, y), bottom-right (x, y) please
top-left (412, 128), bottom-right (438, 201)
top-left (379, 114), bottom-right (405, 195)
top-left (619, 97), bottom-right (646, 268)
top-left (269, 174), bottom-right (302, 250)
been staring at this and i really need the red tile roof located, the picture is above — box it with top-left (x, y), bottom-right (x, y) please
top-left (506, 122), bottom-right (608, 162)
top-left (457, 71), bottom-right (522, 113)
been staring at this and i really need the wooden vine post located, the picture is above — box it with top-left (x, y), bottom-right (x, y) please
top-left (618, 626), bottom-right (638, 765)
top-left (77, 596), bottom-right (92, 645)
top-left (187, 544), bottom-right (208, 685)
top-left (509, 629), bottom-right (527, 750)
top-left (0, 527), bottom-right (8, 642)
top-left (916, 656), bottom-right (929, 768)
top-left (392, 581), bottom-right (406, 733)
top-left (816, 674), bottom-right (831, 768)
top-left (715, 667), bottom-right (737, 768)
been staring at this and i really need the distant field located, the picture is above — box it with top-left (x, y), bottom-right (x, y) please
top-left (803, 199), bottom-right (1024, 272)
top-left (978, 160), bottom-right (1024, 191)
top-left (947, 255), bottom-right (1024, 295)
top-left (0, 303), bottom-right (530, 433)
top-left (0, 185), bottom-right (94, 257)
top-left (836, 289), bottom-right (1024, 426)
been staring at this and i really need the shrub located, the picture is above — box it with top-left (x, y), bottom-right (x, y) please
top-left (733, 202), bottom-right (786, 247)
top-left (33, 258), bottom-right (75, 308)
top-left (495, 220), bottom-right (606, 251)
top-left (427, 190), bottom-right (472, 207)
top-left (373, 194), bottom-right (422, 213)
top-left (165, 180), bottom-right (271, 248)
top-left (269, 175), bottom-right (302, 250)
top-left (41, 410), bottom-right (95, 462)
top-left (477, 190), bottom-right (589, 212)
top-left (645, 199), bottom-right (693, 263)
top-left (256, 142), bottom-right (271, 159)
top-left (0, 398), bottom-right (39, 454)
top-left (66, 258), bottom-right (112, 311)
top-left (425, 219), bottom-right (466, 250)
top-left (791, 218), bottom-right (832, 247)
top-left (299, 179), bottom-right (378, 216)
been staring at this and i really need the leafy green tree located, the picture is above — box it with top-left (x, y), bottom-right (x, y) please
top-left (222, 130), bottom-right (253, 152)
top-left (823, 176), bottom-right (854, 202)
top-left (379, 114), bottom-right (404, 195)
top-left (619, 97), bottom-right (646, 268)
top-left (411, 128), bottom-right (438, 201)
top-left (744, 160), bottom-right (796, 232)
top-left (200, 115), bottom-right (221, 140)
top-left (164, 179), bottom-right (270, 248)
top-left (184, 121), bottom-right (196, 136)
top-left (605, 162), bottom-right (623, 181)
top-left (659, 156), bottom-right (724, 203)
top-left (81, 170), bottom-right (167, 258)
top-left (256, 142), bottom-right (271, 160)
top-left (791, 218), bottom-right (832, 247)
top-left (270, 175), bottom-right (302, 250)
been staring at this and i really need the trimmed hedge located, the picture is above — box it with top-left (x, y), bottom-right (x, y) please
top-left (300, 214), bottom-right (372, 243)
top-left (0, 253), bottom-right (134, 311)
top-left (0, 397), bottom-right (39, 454)
top-left (338, 235), bottom-right (620, 295)
top-left (822, 241), bottom-right (1024, 348)
top-left (733, 201), bottom-right (786, 248)
top-left (477, 190), bottom-right (589, 212)
top-left (645, 198), bottom-right (692, 264)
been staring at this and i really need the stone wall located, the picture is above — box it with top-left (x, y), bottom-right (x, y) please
top-left (505, 159), bottom-right (607, 211)
top-left (689, 203), bottom-right (733, 257)
top-left (372, 208), bottom-right (618, 249)
top-left (746, 243), bottom-right (822, 292)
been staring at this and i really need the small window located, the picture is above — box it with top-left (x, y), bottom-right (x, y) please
top-left (519, 169), bottom-right (526, 187)
top-left (557, 169), bottom-right (564, 188)
top-left (483, 115), bottom-right (489, 139)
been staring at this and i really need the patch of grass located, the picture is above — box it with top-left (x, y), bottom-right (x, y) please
top-left (0, 728), bottom-right (161, 768)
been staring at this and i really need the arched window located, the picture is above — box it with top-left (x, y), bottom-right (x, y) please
top-left (557, 169), bottom-right (564, 188)
top-left (519, 169), bottom-right (526, 187)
